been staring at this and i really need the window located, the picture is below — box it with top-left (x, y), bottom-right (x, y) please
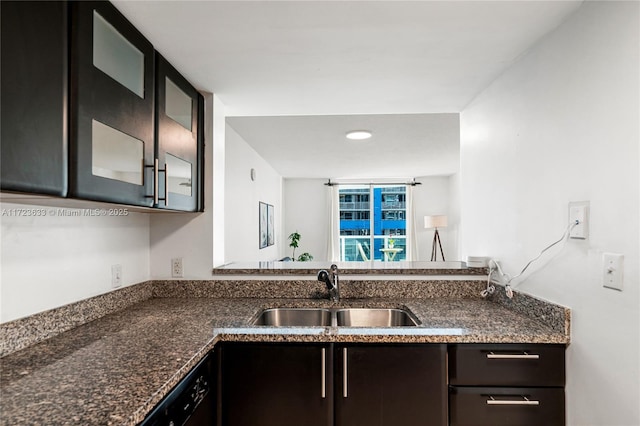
top-left (338, 185), bottom-right (407, 261)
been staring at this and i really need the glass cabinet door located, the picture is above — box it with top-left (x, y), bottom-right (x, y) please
top-left (155, 53), bottom-right (203, 212)
top-left (70, 1), bottom-right (155, 207)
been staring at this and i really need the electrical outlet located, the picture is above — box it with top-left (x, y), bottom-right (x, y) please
top-left (171, 258), bottom-right (183, 278)
top-left (111, 264), bottom-right (122, 288)
top-left (569, 201), bottom-right (589, 239)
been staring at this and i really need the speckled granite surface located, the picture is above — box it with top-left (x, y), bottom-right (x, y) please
top-left (213, 260), bottom-right (488, 275)
top-left (1, 298), bottom-right (221, 426)
top-left (1, 294), bottom-right (569, 426)
top-left (152, 279), bottom-right (487, 300)
top-left (488, 285), bottom-right (571, 336)
top-left (0, 281), bottom-right (155, 357)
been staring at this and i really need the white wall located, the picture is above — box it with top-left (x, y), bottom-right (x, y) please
top-left (212, 95), bottom-right (227, 267)
top-left (0, 203), bottom-right (150, 322)
top-left (224, 123), bottom-right (283, 262)
top-left (283, 178), bottom-right (330, 261)
top-left (413, 175), bottom-right (459, 261)
top-left (448, 172), bottom-right (462, 260)
top-left (460, 2), bottom-right (639, 425)
top-left (150, 93), bottom-right (222, 278)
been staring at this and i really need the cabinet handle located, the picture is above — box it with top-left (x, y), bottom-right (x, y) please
top-left (486, 352), bottom-right (539, 360)
top-left (145, 159), bottom-right (167, 206)
top-left (343, 348), bottom-right (348, 398)
top-left (321, 348), bottom-right (326, 399)
top-left (486, 396), bottom-right (540, 406)
top-left (163, 162), bottom-right (169, 207)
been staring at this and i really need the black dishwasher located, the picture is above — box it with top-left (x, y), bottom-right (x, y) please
top-left (140, 352), bottom-right (215, 426)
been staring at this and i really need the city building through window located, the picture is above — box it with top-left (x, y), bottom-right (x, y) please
top-left (338, 185), bottom-right (407, 261)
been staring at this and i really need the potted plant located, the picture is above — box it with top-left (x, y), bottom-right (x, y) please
top-left (388, 238), bottom-right (396, 248)
top-left (288, 231), bottom-right (314, 261)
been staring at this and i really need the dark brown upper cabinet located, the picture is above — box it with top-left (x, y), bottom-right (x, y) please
top-left (2, 1), bottom-right (203, 211)
top-left (69, 1), bottom-right (155, 207)
top-left (154, 53), bottom-right (204, 212)
top-left (1, 1), bottom-right (69, 196)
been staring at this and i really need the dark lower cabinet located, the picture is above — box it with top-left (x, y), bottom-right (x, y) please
top-left (1, 1), bottom-right (68, 196)
top-left (335, 344), bottom-right (447, 426)
top-left (221, 343), bottom-right (332, 426)
top-left (448, 344), bottom-right (566, 426)
top-left (220, 342), bottom-right (446, 426)
top-left (141, 350), bottom-right (216, 426)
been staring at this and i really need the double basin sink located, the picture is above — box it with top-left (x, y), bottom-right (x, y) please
top-left (253, 307), bottom-right (420, 327)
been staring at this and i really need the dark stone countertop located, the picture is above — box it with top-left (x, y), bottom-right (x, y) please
top-left (0, 296), bottom-right (568, 426)
top-left (212, 261), bottom-right (488, 275)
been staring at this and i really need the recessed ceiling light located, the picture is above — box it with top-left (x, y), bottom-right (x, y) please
top-left (346, 130), bottom-right (372, 140)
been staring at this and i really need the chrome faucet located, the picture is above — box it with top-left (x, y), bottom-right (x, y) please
top-left (317, 264), bottom-right (339, 302)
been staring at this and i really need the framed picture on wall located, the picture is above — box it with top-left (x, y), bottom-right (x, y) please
top-left (267, 204), bottom-right (274, 246)
top-left (259, 202), bottom-right (268, 249)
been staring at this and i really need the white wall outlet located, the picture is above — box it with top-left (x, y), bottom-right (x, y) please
top-left (602, 253), bottom-right (624, 291)
top-left (111, 264), bottom-right (122, 288)
top-left (171, 258), bottom-right (184, 278)
top-left (569, 201), bottom-right (589, 239)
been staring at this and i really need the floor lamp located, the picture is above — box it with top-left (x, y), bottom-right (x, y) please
top-left (424, 215), bottom-right (447, 261)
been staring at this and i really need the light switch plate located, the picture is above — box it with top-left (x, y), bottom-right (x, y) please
top-left (602, 253), bottom-right (623, 291)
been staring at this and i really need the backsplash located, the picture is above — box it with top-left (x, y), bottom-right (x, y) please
top-left (152, 279), bottom-right (486, 299)
top-left (488, 285), bottom-right (571, 339)
top-left (0, 282), bottom-right (154, 357)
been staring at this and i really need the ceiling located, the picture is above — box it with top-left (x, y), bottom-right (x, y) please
top-left (112, 1), bottom-right (582, 178)
top-left (227, 113), bottom-right (460, 178)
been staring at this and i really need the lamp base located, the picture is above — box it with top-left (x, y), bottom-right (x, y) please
top-left (430, 229), bottom-right (445, 261)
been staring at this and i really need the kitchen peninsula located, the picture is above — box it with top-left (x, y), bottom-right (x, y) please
top-left (1, 266), bottom-right (570, 425)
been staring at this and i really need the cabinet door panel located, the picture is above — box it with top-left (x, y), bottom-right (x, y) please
top-left (335, 344), bottom-right (446, 426)
top-left (70, 1), bottom-right (154, 206)
top-left (221, 343), bottom-right (331, 426)
top-left (449, 386), bottom-right (565, 426)
top-left (1, 1), bottom-right (68, 196)
top-left (155, 53), bottom-right (202, 211)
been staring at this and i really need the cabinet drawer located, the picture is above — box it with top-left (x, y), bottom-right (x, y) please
top-left (449, 344), bottom-right (565, 387)
top-left (449, 386), bottom-right (565, 426)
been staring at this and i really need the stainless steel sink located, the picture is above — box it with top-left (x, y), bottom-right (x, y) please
top-left (253, 308), bottom-right (332, 326)
top-left (336, 308), bottom-right (419, 327)
top-left (253, 307), bottom-right (419, 327)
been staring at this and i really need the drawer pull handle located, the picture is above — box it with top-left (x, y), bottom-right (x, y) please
top-left (487, 352), bottom-right (540, 360)
top-left (343, 348), bottom-right (348, 398)
top-left (321, 348), bottom-right (326, 399)
top-left (486, 396), bottom-right (540, 406)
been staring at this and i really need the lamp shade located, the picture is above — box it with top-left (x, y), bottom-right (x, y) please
top-left (424, 215), bottom-right (448, 229)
